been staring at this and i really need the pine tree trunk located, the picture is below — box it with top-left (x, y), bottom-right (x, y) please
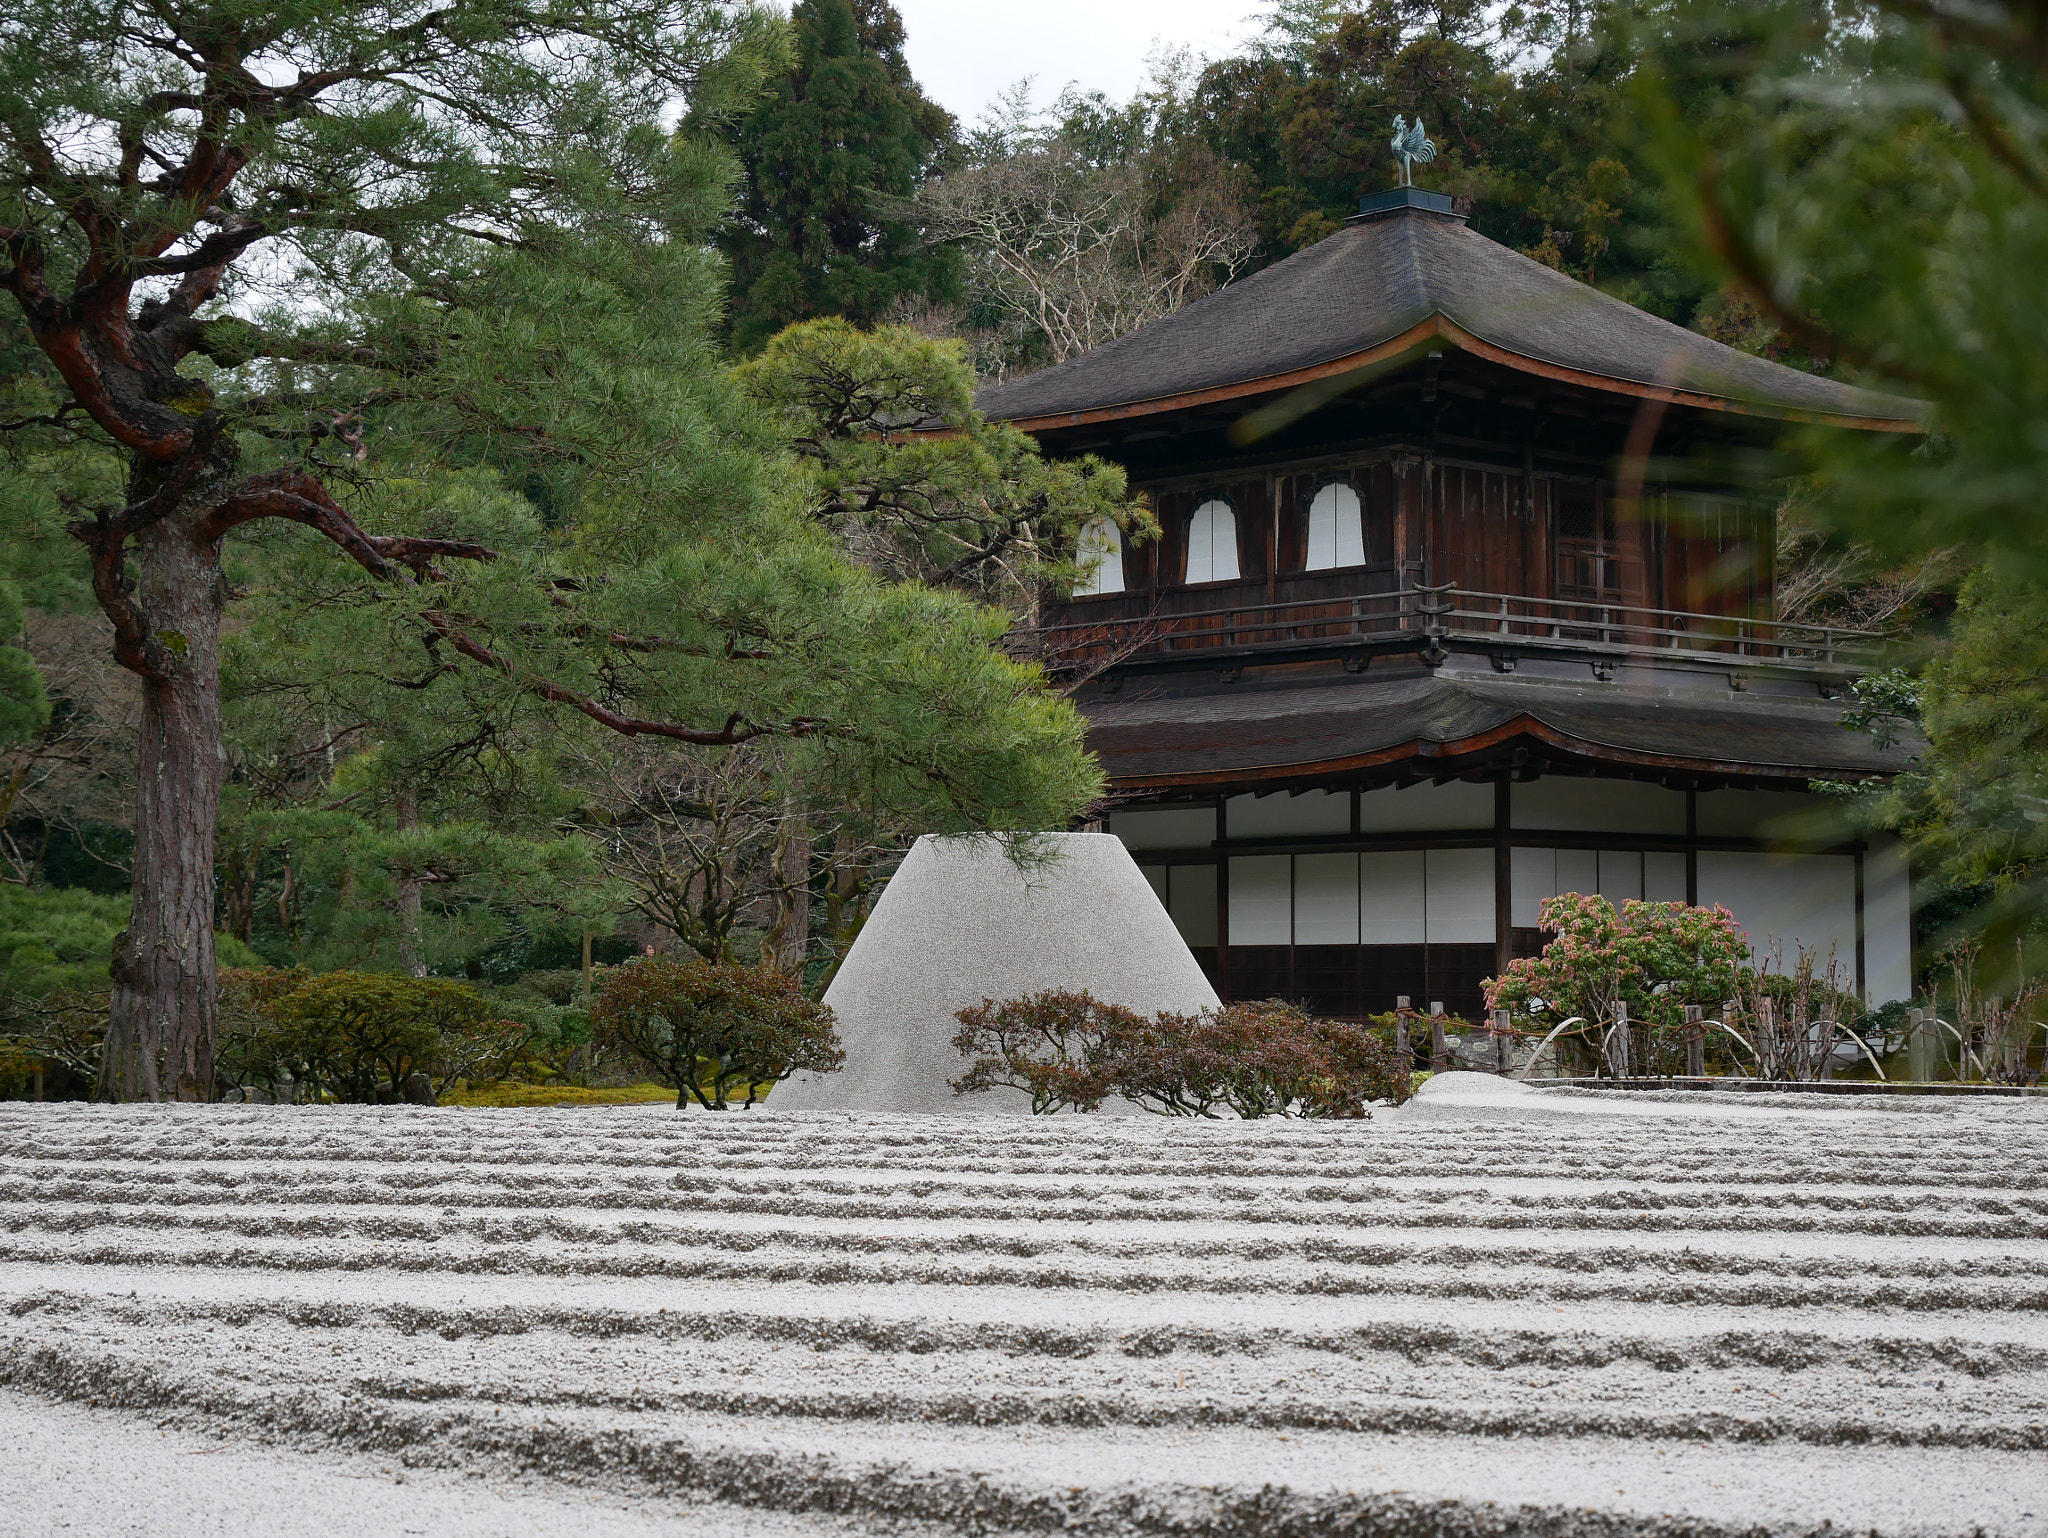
top-left (394, 786), bottom-right (425, 977)
top-left (99, 515), bottom-right (226, 1103)
top-left (766, 800), bottom-right (810, 977)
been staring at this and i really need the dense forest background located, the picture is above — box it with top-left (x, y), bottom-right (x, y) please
top-left (2, 0), bottom-right (2043, 1093)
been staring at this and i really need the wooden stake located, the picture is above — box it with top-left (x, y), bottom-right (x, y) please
top-left (1609, 1000), bottom-right (1631, 1078)
top-left (1685, 1004), bottom-right (1704, 1077)
top-left (1395, 995), bottom-right (1412, 1066)
top-left (1430, 1002), bottom-right (1447, 1073)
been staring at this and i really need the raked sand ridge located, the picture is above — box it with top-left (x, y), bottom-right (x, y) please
top-left (1, 1077), bottom-right (2046, 1536)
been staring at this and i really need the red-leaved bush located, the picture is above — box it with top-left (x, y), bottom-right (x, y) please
top-left (949, 990), bottom-right (1134, 1112)
top-left (951, 992), bottom-right (1412, 1117)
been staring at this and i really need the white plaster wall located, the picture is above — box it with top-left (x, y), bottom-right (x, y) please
top-left (1226, 790), bottom-right (1350, 838)
top-left (1695, 788), bottom-right (1847, 841)
top-left (1697, 851), bottom-right (1860, 982)
top-left (1512, 778), bottom-right (1687, 834)
top-left (1864, 834), bottom-right (1914, 1003)
top-left (1357, 781), bottom-right (1495, 832)
top-left (1111, 806), bottom-right (1215, 850)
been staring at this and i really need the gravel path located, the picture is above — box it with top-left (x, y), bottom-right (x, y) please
top-left (3, 1078), bottom-right (2046, 1535)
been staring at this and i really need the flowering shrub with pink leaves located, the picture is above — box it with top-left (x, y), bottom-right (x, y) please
top-left (1486, 895), bottom-right (1751, 1067)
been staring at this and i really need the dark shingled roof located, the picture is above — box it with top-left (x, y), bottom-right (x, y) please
top-left (979, 207), bottom-right (1923, 428)
top-left (1084, 670), bottom-right (1918, 788)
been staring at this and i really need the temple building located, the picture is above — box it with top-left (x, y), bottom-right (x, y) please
top-left (979, 187), bottom-right (1924, 1023)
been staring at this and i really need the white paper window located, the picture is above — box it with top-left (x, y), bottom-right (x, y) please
top-left (1510, 847), bottom-right (1556, 928)
top-left (1293, 853), bottom-right (1362, 944)
top-left (1075, 517), bottom-right (1124, 596)
top-left (1185, 500), bottom-right (1240, 584)
top-left (1167, 865), bottom-right (1219, 948)
top-left (1425, 847), bottom-right (1497, 944)
top-left (1645, 852), bottom-right (1688, 904)
top-left (1305, 482), bottom-right (1367, 570)
top-left (1598, 850), bottom-right (1644, 904)
top-left (1359, 851), bottom-right (1427, 944)
top-left (1228, 855), bottom-right (1291, 944)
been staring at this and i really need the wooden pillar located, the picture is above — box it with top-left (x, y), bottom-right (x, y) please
top-left (1395, 995), bottom-right (1413, 1067)
top-left (1853, 849), bottom-right (1868, 1001)
top-left (1429, 1001), bottom-right (1448, 1072)
top-left (1684, 1004), bottom-right (1705, 1078)
top-left (1492, 1007), bottom-right (1514, 1074)
top-left (1685, 790), bottom-right (1699, 907)
top-left (1908, 1006), bottom-right (1937, 1083)
top-left (1214, 798), bottom-right (1231, 1002)
top-left (1609, 999), bottom-right (1631, 1078)
top-left (1493, 779), bottom-right (1513, 982)
top-left (1756, 996), bottom-right (1775, 1081)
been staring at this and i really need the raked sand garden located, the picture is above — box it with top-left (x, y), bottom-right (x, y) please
top-left (2, 1076), bottom-right (2046, 1537)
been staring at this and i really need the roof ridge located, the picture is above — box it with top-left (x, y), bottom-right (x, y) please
top-left (976, 208), bottom-right (1924, 429)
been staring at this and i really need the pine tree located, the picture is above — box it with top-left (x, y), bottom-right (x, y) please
top-left (721, 0), bottom-right (958, 353)
top-left (0, 0), bottom-right (1100, 1101)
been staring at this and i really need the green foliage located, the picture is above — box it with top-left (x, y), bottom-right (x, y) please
top-left (0, 884), bottom-right (124, 999)
top-left (0, 581), bottom-right (46, 746)
top-left (590, 955), bottom-right (843, 1108)
top-left (1485, 893), bottom-right (1753, 1039)
top-left (720, 0), bottom-right (958, 353)
top-left (1626, 1), bottom-right (2048, 980)
top-left (737, 317), bottom-right (1153, 600)
top-left (218, 970), bottom-right (530, 1105)
top-left (1186, 0), bottom-right (1687, 300)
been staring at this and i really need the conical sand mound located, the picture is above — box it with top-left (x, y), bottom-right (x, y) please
top-left (774, 833), bottom-right (1221, 1113)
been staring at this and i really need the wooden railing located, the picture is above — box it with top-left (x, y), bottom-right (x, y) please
top-left (1028, 582), bottom-right (1886, 671)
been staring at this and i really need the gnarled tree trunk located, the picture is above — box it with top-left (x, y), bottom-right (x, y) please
top-left (98, 512), bottom-right (226, 1102)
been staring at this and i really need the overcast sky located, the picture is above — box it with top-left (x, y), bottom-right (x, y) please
top-left (890, 0), bottom-right (1267, 127)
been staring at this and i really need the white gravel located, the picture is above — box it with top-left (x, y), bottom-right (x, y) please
top-left (4, 1087), bottom-right (2048, 1535)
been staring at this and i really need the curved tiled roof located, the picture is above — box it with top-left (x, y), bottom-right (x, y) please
top-left (1083, 670), bottom-right (1919, 788)
top-left (978, 207), bottom-right (1924, 429)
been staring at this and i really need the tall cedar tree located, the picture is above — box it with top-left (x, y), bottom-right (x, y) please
top-left (0, 0), bottom-right (1103, 1101)
top-left (721, 0), bottom-right (957, 353)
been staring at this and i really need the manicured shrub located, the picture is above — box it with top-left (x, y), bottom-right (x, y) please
top-left (591, 957), bottom-right (842, 1109)
top-left (950, 990), bottom-right (1135, 1112)
top-left (1485, 894), bottom-right (1752, 1074)
top-left (950, 993), bottom-right (1412, 1117)
top-left (218, 970), bottom-right (530, 1104)
top-left (1112, 1001), bottom-right (1411, 1118)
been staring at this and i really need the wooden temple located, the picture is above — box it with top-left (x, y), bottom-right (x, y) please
top-left (978, 187), bottom-right (1924, 1022)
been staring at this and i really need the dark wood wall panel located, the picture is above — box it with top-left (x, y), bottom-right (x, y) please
top-left (1045, 450), bottom-right (1769, 639)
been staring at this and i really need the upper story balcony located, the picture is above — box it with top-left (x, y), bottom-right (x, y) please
top-left (1030, 576), bottom-right (1885, 681)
